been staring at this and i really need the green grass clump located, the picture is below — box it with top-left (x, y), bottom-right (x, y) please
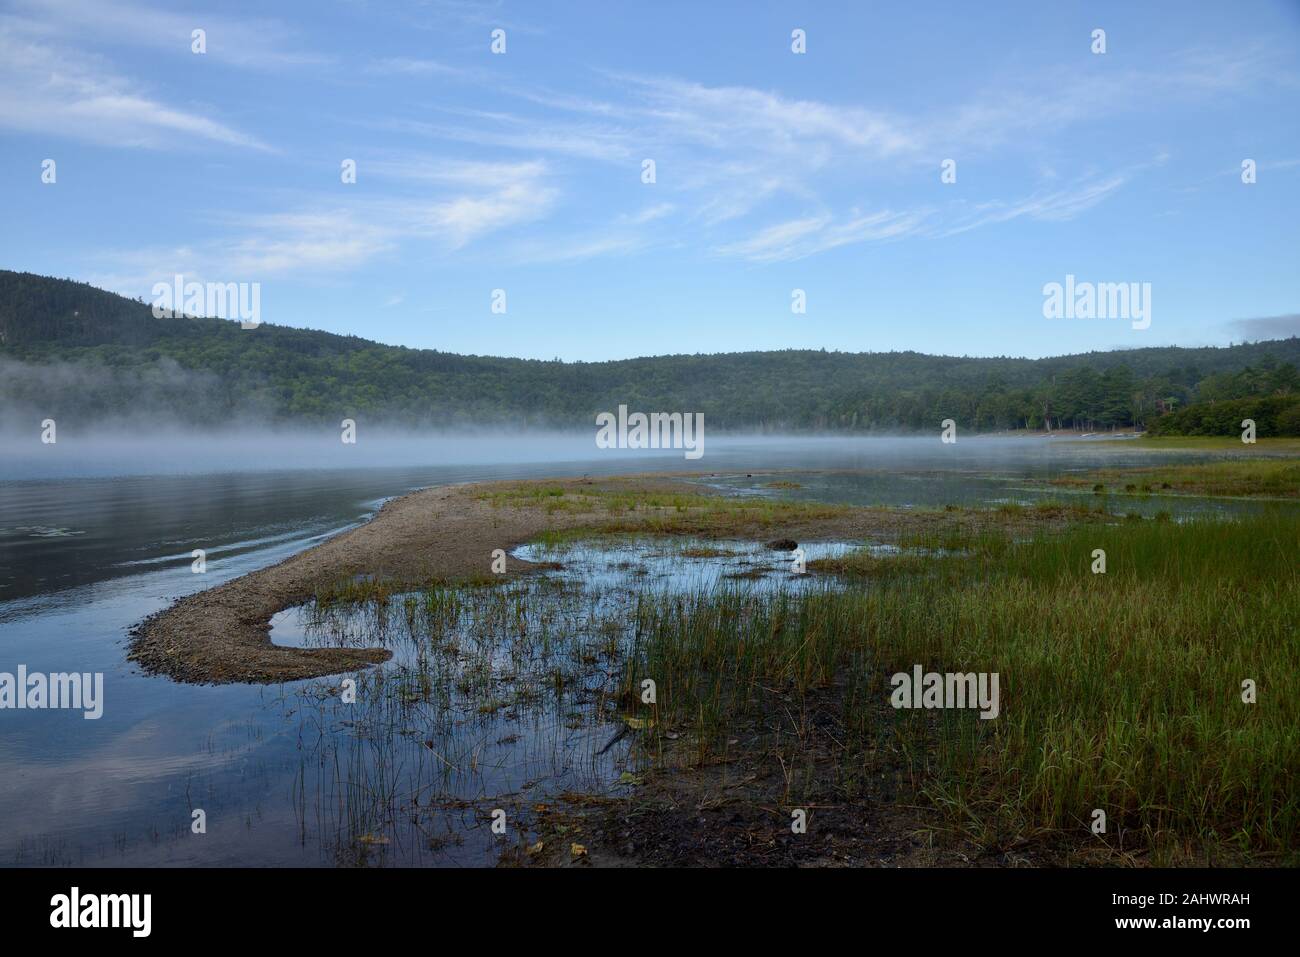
top-left (807, 551), bottom-right (936, 580)
top-left (313, 576), bottom-right (398, 607)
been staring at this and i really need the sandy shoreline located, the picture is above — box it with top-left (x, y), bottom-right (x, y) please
top-left (127, 480), bottom-right (595, 683)
top-left (128, 473), bottom-right (1095, 684)
top-left (131, 476), bottom-right (741, 683)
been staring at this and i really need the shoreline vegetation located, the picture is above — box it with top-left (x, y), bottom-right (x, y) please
top-left (1047, 458), bottom-right (1300, 499)
top-left (129, 475), bottom-right (1106, 683)
top-left (585, 508), bottom-right (1297, 867)
top-left (4, 271), bottom-right (1298, 436)
top-left (129, 458), bottom-right (1298, 866)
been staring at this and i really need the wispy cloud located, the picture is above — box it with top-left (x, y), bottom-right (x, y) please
top-left (504, 233), bottom-right (650, 265)
top-left (620, 203), bottom-right (675, 225)
top-left (440, 52), bottom-right (1282, 261)
top-left (85, 211), bottom-right (392, 293)
top-left (390, 0), bottom-right (542, 34)
top-left (361, 158), bottom-right (559, 249)
top-left (366, 156), bottom-right (548, 189)
top-left (89, 159), bottom-right (558, 287)
top-left (10, 0), bottom-right (330, 69)
top-left (406, 181), bottom-right (557, 249)
top-left (366, 57), bottom-right (462, 77)
top-left (222, 211), bottom-right (396, 275)
top-left (715, 210), bottom-right (927, 263)
top-left (376, 112), bottom-right (636, 163)
top-left (937, 174), bottom-right (1133, 237)
top-left (614, 73), bottom-right (918, 158)
top-left (0, 30), bottom-right (272, 150)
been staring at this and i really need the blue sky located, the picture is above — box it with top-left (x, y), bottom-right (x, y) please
top-left (1, 0), bottom-right (1298, 361)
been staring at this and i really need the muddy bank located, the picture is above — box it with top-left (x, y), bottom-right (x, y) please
top-left (513, 687), bottom-right (1002, 869)
top-left (129, 474), bottom-right (1095, 684)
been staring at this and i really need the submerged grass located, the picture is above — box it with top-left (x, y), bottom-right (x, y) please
top-left (621, 510), bottom-right (1299, 859)
top-left (313, 573), bottom-right (498, 607)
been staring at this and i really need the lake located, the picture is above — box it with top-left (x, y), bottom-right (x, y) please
top-left (0, 433), bottom-right (1286, 865)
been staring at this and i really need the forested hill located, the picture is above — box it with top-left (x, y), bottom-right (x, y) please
top-left (2, 269), bottom-right (1298, 433)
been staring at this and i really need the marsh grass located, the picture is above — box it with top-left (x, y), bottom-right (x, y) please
top-left (621, 511), bottom-right (1299, 858)
top-left (676, 544), bottom-right (734, 559)
top-left (807, 549), bottom-right (941, 580)
top-left (294, 499), bottom-right (1298, 862)
top-left (1053, 458), bottom-right (1300, 498)
top-left (1136, 436), bottom-right (1300, 454)
top-left (476, 483), bottom-right (847, 534)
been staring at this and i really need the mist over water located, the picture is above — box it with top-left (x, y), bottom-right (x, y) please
top-left (2, 428), bottom-right (623, 480)
top-left (1, 426), bottom-right (1146, 481)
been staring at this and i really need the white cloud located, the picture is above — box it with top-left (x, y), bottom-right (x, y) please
top-left (89, 159), bottom-right (559, 286)
top-left (366, 57), bottom-right (462, 77)
top-left (716, 211), bottom-right (927, 263)
top-left (10, 0), bottom-right (329, 69)
top-left (620, 203), bottom-right (675, 225)
top-left (85, 212), bottom-right (393, 293)
top-left (715, 216), bottom-right (830, 261)
top-left (409, 181), bottom-right (558, 249)
top-left (367, 157), bottom-right (548, 189)
top-left (223, 211), bottom-right (395, 275)
top-left (712, 169), bottom-right (1140, 262)
top-left (0, 30), bottom-right (271, 150)
top-left (617, 74), bottom-right (917, 159)
top-left (461, 54), bottom-right (1283, 262)
top-left (504, 233), bottom-right (649, 265)
top-left (378, 113), bottom-right (636, 163)
top-left (938, 175), bottom-right (1131, 237)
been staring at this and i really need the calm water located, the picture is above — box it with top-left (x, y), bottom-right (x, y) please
top-left (0, 433), bottom-right (1287, 866)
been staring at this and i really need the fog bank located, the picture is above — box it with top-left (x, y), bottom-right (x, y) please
top-left (0, 427), bottom-right (1107, 481)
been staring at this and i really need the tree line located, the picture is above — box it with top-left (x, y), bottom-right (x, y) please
top-left (2, 270), bottom-right (1297, 435)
